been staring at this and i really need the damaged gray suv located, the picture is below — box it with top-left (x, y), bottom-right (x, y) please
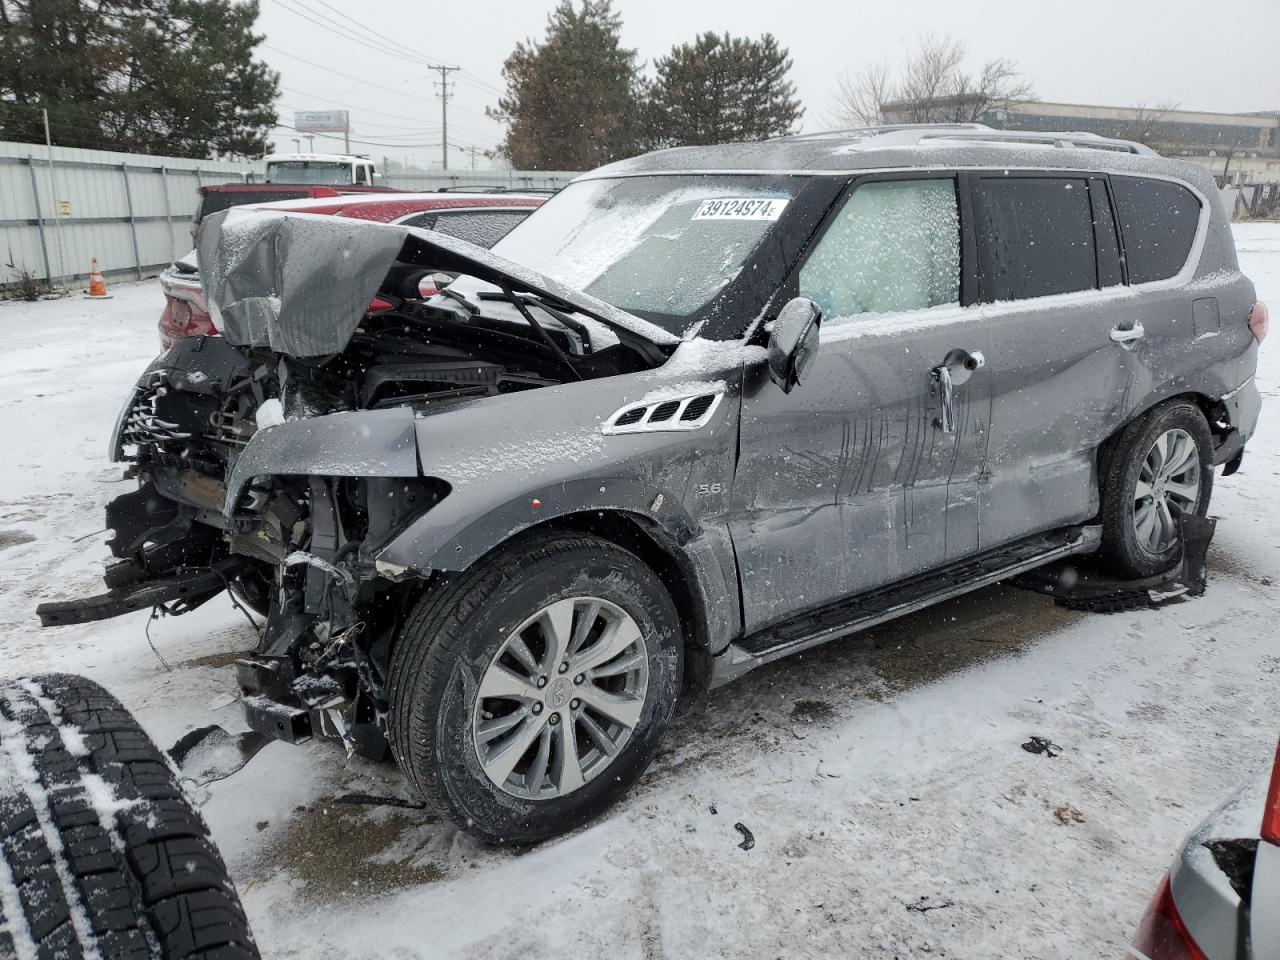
top-left (39, 124), bottom-right (1266, 842)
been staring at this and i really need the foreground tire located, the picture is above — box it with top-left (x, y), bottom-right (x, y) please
top-left (0, 674), bottom-right (258, 959)
top-left (1098, 399), bottom-right (1214, 579)
top-left (388, 533), bottom-right (683, 844)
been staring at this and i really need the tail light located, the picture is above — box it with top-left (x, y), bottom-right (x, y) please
top-left (366, 296), bottom-right (395, 313)
top-left (1249, 301), bottom-right (1269, 344)
top-left (1262, 737), bottom-right (1280, 845)
top-left (1129, 874), bottom-right (1209, 960)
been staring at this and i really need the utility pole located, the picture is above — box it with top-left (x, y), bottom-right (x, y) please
top-left (432, 64), bottom-right (461, 169)
top-left (459, 145), bottom-right (483, 170)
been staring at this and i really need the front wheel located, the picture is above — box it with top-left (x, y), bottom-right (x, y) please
top-left (1098, 399), bottom-right (1214, 579)
top-left (387, 532), bottom-right (683, 843)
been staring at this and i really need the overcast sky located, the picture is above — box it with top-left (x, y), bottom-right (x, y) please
top-left (256, 0), bottom-right (1280, 169)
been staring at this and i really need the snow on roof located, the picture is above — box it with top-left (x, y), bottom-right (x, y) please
top-left (580, 123), bottom-right (1212, 190)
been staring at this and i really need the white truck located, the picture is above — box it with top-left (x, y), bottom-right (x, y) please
top-left (264, 153), bottom-right (379, 185)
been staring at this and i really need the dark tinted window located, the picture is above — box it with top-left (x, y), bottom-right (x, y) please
top-left (972, 177), bottom-right (1096, 301)
top-left (402, 209), bottom-right (530, 248)
top-left (1110, 177), bottom-right (1201, 283)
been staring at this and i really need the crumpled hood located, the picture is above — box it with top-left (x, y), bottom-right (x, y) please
top-left (197, 207), bottom-right (680, 358)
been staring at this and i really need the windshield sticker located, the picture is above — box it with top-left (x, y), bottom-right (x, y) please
top-left (692, 198), bottom-right (790, 221)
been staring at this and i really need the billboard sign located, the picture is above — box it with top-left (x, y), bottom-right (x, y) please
top-left (294, 110), bottom-right (350, 133)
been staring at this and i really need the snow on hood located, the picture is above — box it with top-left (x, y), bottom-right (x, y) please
top-left (197, 207), bottom-right (679, 358)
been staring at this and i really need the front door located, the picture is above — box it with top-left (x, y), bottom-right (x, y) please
top-left (729, 175), bottom-right (990, 633)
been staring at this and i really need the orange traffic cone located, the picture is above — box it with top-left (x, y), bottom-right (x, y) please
top-left (85, 257), bottom-right (112, 299)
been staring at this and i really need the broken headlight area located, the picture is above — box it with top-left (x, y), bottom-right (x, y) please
top-left (226, 473), bottom-right (448, 761)
top-left (39, 216), bottom-right (673, 759)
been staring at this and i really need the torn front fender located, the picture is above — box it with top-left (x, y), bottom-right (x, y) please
top-left (223, 407), bottom-right (421, 517)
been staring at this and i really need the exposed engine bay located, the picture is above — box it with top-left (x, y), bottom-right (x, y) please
top-left (36, 208), bottom-right (676, 758)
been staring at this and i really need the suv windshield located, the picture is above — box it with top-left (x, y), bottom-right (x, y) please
top-left (489, 175), bottom-right (808, 335)
top-left (266, 160), bottom-right (351, 184)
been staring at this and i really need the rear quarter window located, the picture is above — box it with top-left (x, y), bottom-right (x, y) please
top-left (1110, 177), bottom-right (1202, 283)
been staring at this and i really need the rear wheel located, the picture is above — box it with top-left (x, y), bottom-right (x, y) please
top-left (387, 533), bottom-right (683, 844)
top-left (1098, 400), bottom-right (1214, 579)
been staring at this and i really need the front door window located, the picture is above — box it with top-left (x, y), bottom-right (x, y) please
top-left (799, 179), bottom-right (960, 322)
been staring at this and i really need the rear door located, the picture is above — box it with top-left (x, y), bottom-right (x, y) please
top-left (965, 172), bottom-right (1137, 548)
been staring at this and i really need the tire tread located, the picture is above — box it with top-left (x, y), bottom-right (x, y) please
top-left (0, 674), bottom-right (258, 959)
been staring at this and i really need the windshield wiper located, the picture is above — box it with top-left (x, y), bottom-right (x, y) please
top-left (498, 284), bottom-right (584, 382)
top-left (476, 290), bottom-right (593, 354)
top-left (438, 286), bottom-right (481, 316)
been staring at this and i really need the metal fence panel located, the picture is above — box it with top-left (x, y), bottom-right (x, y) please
top-left (1, 140), bottom-right (579, 288)
top-left (0, 143), bottom-right (257, 286)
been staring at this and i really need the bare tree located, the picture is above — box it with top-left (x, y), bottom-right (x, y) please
top-left (832, 62), bottom-right (893, 126)
top-left (1118, 100), bottom-right (1180, 148)
top-left (830, 35), bottom-right (1034, 128)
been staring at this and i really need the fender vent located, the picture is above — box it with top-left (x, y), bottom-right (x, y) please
top-left (602, 389), bottom-right (725, 435)
top-left (680, 394), bottom-right (716, 421)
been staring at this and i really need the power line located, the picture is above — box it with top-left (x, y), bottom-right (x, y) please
top-left (264, 0), bottom-right (499, 124)
top-left (266, 46), bottom-right (495, 143)
top-left (264, 44), bottom-right (439, 104)
top-left (272, 120), bottom-right (442, 149)
top-left (306, 0), bottom-right (461, 72)
top-left (277, 90), bottom-right (493, 142)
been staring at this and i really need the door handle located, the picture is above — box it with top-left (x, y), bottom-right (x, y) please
top-left (933, 364), bottom-right (956, 433)
top-left (1110, 321), bottom-right (1145, 344)
top-left (932, 349), bottom-right (985, 434)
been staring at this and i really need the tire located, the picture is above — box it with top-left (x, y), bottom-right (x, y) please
top-left (388, 532), bottom-right (683, 844)
top-left (1098, 399), bottom-right (1214, 579)
top-left (0, 674), bottom-right (258, 959)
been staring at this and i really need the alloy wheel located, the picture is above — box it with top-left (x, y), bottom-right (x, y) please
top-left (1132, 427), bottom-right (1200, 555)
top-left (472, 596), bottom-right (649, 799)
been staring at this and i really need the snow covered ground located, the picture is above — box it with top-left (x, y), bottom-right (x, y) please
top-left (1, 224), bottom-right (1277, 959)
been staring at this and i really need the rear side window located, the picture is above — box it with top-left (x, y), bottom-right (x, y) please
top-left (799, 179), bottom-right (960, 320)
top-left (972, 177), bottom-right (1096, 301)
top-left (1110, 177), bottom-right (1201, 283)
top-left (403, 210), bottom-right (531, 248)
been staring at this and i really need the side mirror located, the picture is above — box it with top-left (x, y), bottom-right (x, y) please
top-left (767, 297), bottom-right (822, 393)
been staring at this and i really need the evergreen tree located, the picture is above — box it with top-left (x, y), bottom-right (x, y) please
top-left (0, 0), bottom-right (278, 158)
top-left (646, 32), bottom-right (803, 148)
top-left (488, 0), bottom-right (644, 170)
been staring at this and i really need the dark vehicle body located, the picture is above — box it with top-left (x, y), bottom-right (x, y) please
top-left (40, 124), bottom-right (1265, 841)
top-left (193, 182), bottom-right (400, 236)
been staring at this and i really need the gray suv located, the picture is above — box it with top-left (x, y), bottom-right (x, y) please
top-left (39, 124), bottom-right (1265, 842)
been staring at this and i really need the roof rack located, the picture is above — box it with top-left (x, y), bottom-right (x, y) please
top-left (915, 129), bottom-right (1158, 156)
top-left (773, 122), bottom-right (991, 142)
top-left (773, 123), bottom-right (1158, 157)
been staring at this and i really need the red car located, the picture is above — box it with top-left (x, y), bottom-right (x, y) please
top-left (158, 193), bottom-right (546, 348)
